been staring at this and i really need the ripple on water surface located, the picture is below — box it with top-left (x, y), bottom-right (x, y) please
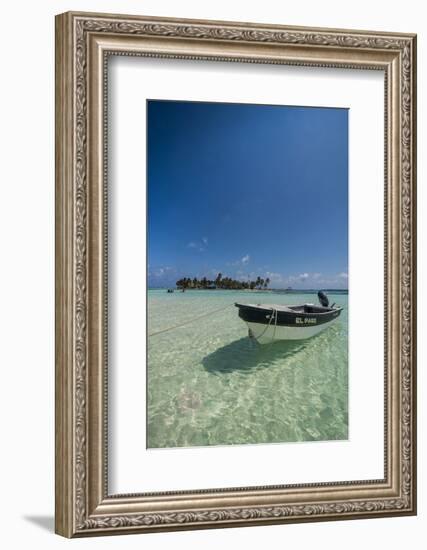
top-left (147, 290), bottom-right (348, 448)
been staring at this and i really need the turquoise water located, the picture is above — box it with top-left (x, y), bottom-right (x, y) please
top-left (147, 289), bottom-right (348, 449)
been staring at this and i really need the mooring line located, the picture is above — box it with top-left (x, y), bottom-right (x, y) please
top-left (148, 303), bottom-right (233, 338)
top-left (254, 306), bottom-right (277, 342)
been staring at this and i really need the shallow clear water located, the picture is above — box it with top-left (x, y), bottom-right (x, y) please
top-left (147, 289), bottom-right (348, 448)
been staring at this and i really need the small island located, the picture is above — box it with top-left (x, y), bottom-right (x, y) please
top-left (175, 273), bottom-right (270, 290)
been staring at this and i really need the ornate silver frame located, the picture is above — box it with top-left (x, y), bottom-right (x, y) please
top-left (55, 11), bottom-right (417, 537)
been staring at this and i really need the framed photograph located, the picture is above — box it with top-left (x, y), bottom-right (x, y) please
top-left (55, 11), bottom-right (417, 537)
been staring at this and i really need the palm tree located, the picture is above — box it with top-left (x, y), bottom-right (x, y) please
top-left (177, 274), bottom-right (270, 291)
top-left (176, 277), bottom-right (189, 289)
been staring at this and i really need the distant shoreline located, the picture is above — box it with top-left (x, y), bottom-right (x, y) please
top-left (148, 287), bottom-right (349, 293)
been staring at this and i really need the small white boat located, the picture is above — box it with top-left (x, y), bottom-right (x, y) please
top-left (235, 291), bottom-right (342, 344)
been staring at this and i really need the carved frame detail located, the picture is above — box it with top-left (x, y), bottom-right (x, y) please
top-left (55, 11), bottom-right (416, 537)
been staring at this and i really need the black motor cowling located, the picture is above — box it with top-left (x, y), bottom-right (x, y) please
top-left (318, 291), bottom-right (329, 308)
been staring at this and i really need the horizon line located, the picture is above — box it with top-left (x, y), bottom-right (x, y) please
top-left (147, 286), bottom-right (349, 291)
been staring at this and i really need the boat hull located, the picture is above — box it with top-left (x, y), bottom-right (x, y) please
top-left (235, 302), bottom-right (342, 344)
top-left (246, 317), bottom-right (339, 344)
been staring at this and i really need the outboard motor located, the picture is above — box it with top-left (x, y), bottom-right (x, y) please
top-left (318, 290), bottom-right (329, 308)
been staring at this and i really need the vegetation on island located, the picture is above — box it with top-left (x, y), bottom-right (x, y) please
top-left (175, 273), bottom-right (270, 290)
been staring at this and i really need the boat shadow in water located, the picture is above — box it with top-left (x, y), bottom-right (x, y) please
top-left (202, 336), bottom-right (310, 374)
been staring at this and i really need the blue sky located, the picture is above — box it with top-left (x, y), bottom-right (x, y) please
top-left (148, 100), bottom-right (348, 289)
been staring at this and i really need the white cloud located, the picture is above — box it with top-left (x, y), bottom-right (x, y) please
top-left (264, 271), bottom-right (284, 283)
top-left (228, 254), bottom-right (251, 267)
top-left (338, 272), bottom-right (348, 279)
top-left (150, 266), bottom-right (174, 278)
top-left (188, 238), bottom-right (208, 252)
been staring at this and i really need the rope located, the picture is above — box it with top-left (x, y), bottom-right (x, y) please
top-left (253, 306), bottom-right (277, 342)
top-left (272, 307), bottom-right (278, 342)
top-left (148, 303), bottom-right (233, 338)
